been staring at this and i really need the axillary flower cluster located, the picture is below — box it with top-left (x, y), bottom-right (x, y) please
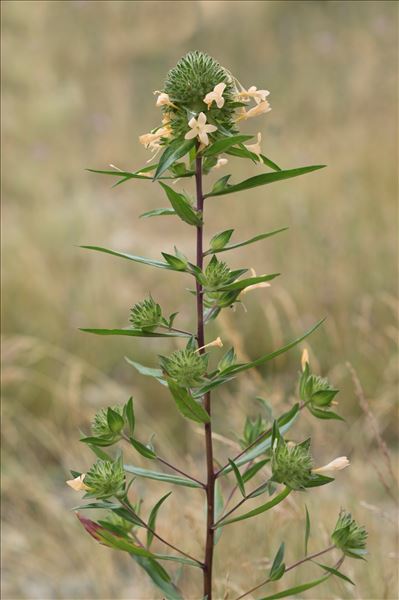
top-left (70, 51), bottom-right (368, 600)
top-left (139, 50), bottom-right (270, 160)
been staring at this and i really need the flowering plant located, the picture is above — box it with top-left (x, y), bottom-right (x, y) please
top-left (68, 51), bottom-right (367, 599)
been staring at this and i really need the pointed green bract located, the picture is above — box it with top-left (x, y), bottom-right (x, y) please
top-left (215, 487), bottom-right (291, 527)
top-left (147, 492), bottom-right (172, 548)
top-left (124, 465), bottom-right (202, 488)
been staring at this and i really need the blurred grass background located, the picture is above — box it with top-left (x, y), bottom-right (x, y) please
top-left (1, 1), bottom-right (398, 598)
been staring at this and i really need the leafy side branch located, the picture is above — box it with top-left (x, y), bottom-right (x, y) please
top-left (67, 51), bottom-right (367, 600)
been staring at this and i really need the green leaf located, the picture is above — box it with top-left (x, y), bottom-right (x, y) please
top-left (140, 208), bottom-right (176, 218)
top-left (220, 319), bottom-right (325, 376)
top-left (214, 480), bottom-right (224, 546)
top-left (204, 228), bottom-right (288, 255)
top-left (217, 347), bottom-right (236, 372)
top-left (228, 459), bottom-right (246, 497)
top-left (205, 165), bottom-right (326, 197)
top-left (308, 405), bottom-right (345, 421)
top-left (161, 252), bottom-right (188, 271)
top-left (241, 459), bottom-right (269, 484)
top-left (159, 183), bottom-right (202, 226)
top-left (258, 573), bottom-right (330, 600)
top-left (107, 407), bottom-right (125, 434)
top-left (129, 438), bottom-right (156, 459)
top-left (209, 229), bottom-right (234, 251)
top-left (211, 174), bottom-right (231, 194)
top-left (124, 397), bottom-right (135, 436)
top-left (154, 138), bottom-right (196, 179)
top-left (304, 505), bottom-right (311, 556)
top-left (226, 147), bottom-right (282, 171)
top-left (167, 380), bottom-right (210, 424)
top-left (86, 168), bottom-right (155, 181)
top-left (147, 492), bottom-right (172, 548)
top-left (315, 563), bottom-right (355, 585)
top-left (131, 556), bottom-right (184, 600)
top-left (125, 357), bottom-right (165, 382)
top-left (304, 474), bottom-right (335, 488)
top-left (154, 554), bottom-right (201, 568)
top-left (73, 501), bottom-right (120, 510)
top-left (80, 245), bottom-right (174, 271)
top-left (80, 435), bottom-right (117, 447)
top-left (98, 529), bottom-right (154, 557)
top-left (80, 327), bottom-right (188, 338)
top-left (216, 487), bottom-right (291, 528)
top-left (88, 444), bottom-right (113, 461)
top-left (269, 542), bottom-right (285, 581)
top-left (124, 465), bottom-right (202, 488)
top-left (202, 134), bottom-right (254, 157)
top-left (217, 272), bottom-right (280, 293)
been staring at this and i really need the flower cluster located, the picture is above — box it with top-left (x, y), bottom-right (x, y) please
top-left (160, 348), bottom-right (208, 388)
top-left (332, 510), bottom-right (368, 559)
top-left (299, 350), bottom-right (339, 417)
top-left (139, 50), bottom-right (271, 157)
top-left (272, 438), bottom-right (314, 490)
top-left (91, 405), bottom-right (124, 437)
top-left (129, 296), bottom-right (164, 331)
top-left (84, 457), bottom-right (126, 499)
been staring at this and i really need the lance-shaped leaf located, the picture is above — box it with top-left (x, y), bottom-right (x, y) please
top-left (147, 492), bottom-right (172, 548)
top-left (125, 357), bottom-right (166, 386)
top-left (242, 459), bottom-right (269, 484)
top-left (214, 480), bottom-right (224, 546)
top-left (154, 138), bottom-right (196, 179)
top-left (205, 165), bottom-right (326, 197)
top-left (226, 146), bottom-right (282, 171)
top-left (209, 229), bottom-right (234, 251)
top-left (107, 407), bottom-right (125, 434)
top-left (216, 272), bottom-right (280, 293)
top-left (124, 465), bottom-right (202, 488)
top-left (220, 319), bottom-right (325, 377)
top-left (215, 487), bottom-right (291, 528)
top-left (304, 505), bottom-right (311, 555)
top-left (315, 563), bottom-right (355, 585)
top-left (304, 473), bottom-right (334, 488)
top-left (258, 573), bottom-right (331, 600)
top-left (204, 228), bottom-right (288, 256)
top-left (131, 556), bottom-right (184, 600)
top-left (79, 327), bottom-right (189, 338)
top-left (124, 397), bottom-right (135, 436)
top-left (98, 529), bottom-right (155, 557)
top-left (140, 208), bottom-right (176, 218)
top-left (167, 380), bottom-right (210, 424)
top-left (228, 459), bottom-right (246, 497)
top-left (80, 245), bottom-right (176, 271)
top-left (308, 405), bottom-right (345, 421)
top-left (269, 542), bottom-right (286, 581)
top-left (129, 438), bottom-right (156, 459)
top-left (202, 134), bottom-right (254, 157)
top-left (159, 183), bottom-right (202, 226)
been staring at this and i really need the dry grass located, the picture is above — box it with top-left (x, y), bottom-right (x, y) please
top-left (1, 1), bottom-right (398, 598)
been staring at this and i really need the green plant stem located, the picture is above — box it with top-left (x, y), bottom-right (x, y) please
top-left (195, 149), bottom-right (215, 598)
top-left (159, 324), bottom-right (195, 337)
top-left (235, 545), bottom-right (337, 600)
top-left (120, 499), bottom-right (204, 567)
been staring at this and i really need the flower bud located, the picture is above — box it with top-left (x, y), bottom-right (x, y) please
top-left (331, 510), bottom-right (368, 559)
top-left (84, 457), bottom-right (125, 499)
top-left (129, 296), bottom-right (163, 331)
top-left (160, 349), bottom-right (208, 388)
top-left (272, 439), bottom-right (313, 490)
top-left (203, 257), bottom-right (231, 290)
top-left (299, 360), bottom-right (338, 409)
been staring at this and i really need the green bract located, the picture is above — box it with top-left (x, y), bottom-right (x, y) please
top-left (85, 457), bottom-right (126, 499)
top-left (160, 349), bottom-right (208, 388)
top-left (91, 405), bottom-right (124, 437)
top-left (332, 510), bottom-right (368, 559)
top-left (130, 296), bottom-right (164, 331)
top-left (203, 256), bottom-right (231, 290)
top-left (272, 439), bottom-right (313, 490)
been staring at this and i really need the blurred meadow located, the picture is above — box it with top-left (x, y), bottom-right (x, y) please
top-left (1, 1), bottom-right (398, 598)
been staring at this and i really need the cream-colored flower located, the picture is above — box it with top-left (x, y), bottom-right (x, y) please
top-left (241, 268), bottom-right (271, 295)
top-left (184, 112), bottom-right (217, 146)
top-left (244, 132), bottom-right (262, 159)
top-left (155, 92), bottom-right (173, 107)
top-left (213, 157), bottom-right (228, 170)
top-left (301, 348), bottom-right (310, 371)
top-left (313, 456), bottom-right (350, 474)
top-left (237, 86), bottom-right (270, 104)
top-left (66, 474), bottom-right (89, 492)
top-left (236, 100), bottom-right (271, 122)
top-left (204, 82), bottom-right (226, 109)
top-left (196, 337), bottom-right (223, 352)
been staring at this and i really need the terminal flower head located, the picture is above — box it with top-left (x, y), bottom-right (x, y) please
top-left (184, 112), bottom-right (217, 146)
top-left (204, 82), bottom-right (226, 109)
top-left (244, 132), bottom-right (262, 160)
top-left (313, 456), bottom-right (350, 474)
top-left (66, 473), bottom-right (89, 492)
